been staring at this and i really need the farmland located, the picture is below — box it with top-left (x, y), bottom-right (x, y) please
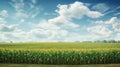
top-left (0, 42), bottom-right (120, 65)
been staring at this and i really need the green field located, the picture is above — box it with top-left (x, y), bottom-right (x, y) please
top-left (0, 42), bottom-right (120, 64)
top-left (0, 42), bottom-right (120, 50)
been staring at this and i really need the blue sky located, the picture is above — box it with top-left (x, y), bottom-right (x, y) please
top-left (0, 0), bottom-right (120, 42)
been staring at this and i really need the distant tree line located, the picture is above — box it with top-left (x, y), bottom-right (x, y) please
top-left (79, 40), bottom-right (120, 43)
top-left (94, 40), bottom-right (120, 43)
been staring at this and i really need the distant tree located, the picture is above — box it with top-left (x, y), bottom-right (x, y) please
top-left (103, 40), bottom-right (107, 43)
top-left (10, 41), bottom-right (13, 43)
top-left (111, 40), bottom-right (116, 43)
top-left (117, 40), bottom-right (120, 43)
top-left (75, 41), bottom-right (80, 42)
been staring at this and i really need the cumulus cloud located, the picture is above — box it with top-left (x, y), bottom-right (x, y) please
top-left (109, 17), bottom-right (120, 32)
top-left (0, 18), bottom-right (6, 24)
top-left (37, 20), bottom-right (60, 30)
top-left (95, 17), bottom-right (120, 32)
top-left (0, 30), bottom-right (29, 42)
top-left (29, 1), bottom-right (103, 41)
top-left (0, 19), bottom-right (69, 42)
top-left (0, 10), bottom-right (8, 17)
top-left (15, 11), bottom-right (28, 18)
top-left (114, 33), bottom-right (120, 40)
top-left (87, 25), bottom-right (112, 37)
top-left (0, 24), bottom-right (16, 32)
top-left (29, 28), bottom-right (68, 40)
top-left (0, 1), bottom-right (111, 42)
top-left (0, 17), bottom-right (27, 42)
top-left (48, 1), bottom-right (103, 29)
top-left (87, 17), bottom-right (120, 40)
top-left (64, 33), bottom-right (97, 42)
top-left (49, 16), bottom-right (79, 28)
top-left (28, 19), bottom-right (69, 41)
top-left (56, 1), bottom-right (103, 19)
top-left (0, 18), bottom-right (17, 32)
top-left (0, 18), bottom-right (16, 32)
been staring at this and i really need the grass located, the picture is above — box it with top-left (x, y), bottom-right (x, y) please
top-left (0, 42), bottom-right (120, 64)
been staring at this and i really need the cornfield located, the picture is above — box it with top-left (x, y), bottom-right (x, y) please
top-left (0, 42), bottom-right (120, 64)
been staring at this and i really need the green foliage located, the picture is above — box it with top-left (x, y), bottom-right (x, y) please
top-left (0, 42), bottom-right (120, 64)
top-left (95, 40), bottom-right (120, 43)
top-left (0, 49), bottom-right (120, 64)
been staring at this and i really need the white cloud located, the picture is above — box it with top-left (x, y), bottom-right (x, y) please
top-left (10, 0), bottom-right (41, 19)
top-left (0, 17), bottom-right (30, 42)
top-left (87, 25), bottom-right (112, 37)
top-left (0, 18), bottom-right (6, 24)
top-left (64, 33), bottom-right (97, 42)
top-left (92, 3), bottom-right (109, 13)
top-left (10, 0), bottom-right (24, 11)
top-left (29, 7), bottom-right (41, 18)
top-left (0, 10), bottom-right (8, 17)
top-left (15, 11), bottom-right (28, 18)
top-left (109, 17), bottom-right (117, 24)
top-left (0, 18), bottom-right (27, 42)
top-left (29, 28), bottom-right (68, 40)
top-left (0, 18), bottom-right (69, 42)
top-left (0, 24), bottom-right (17, 32)
top-left (28, 19), bottom-right (69, 41)
top-left (10, 0), bottom-right (27, 19)
top-left (48, 1), bottom-right (103, 30)
top-left (47, 1), bottom-right (103, 30)
top-left (95, 17), bottom-right (120, 32)
top-left (0, 30), bottom-right (29, 42)
top-left (37, 20), bottom-right (60, 30)
top-left (0, 17), bottom-right (19, 33)
top-left (87, 11), bottom-right (103, 18)
top-left (109, 17), bottom-right (120, 32)
top-left (0, 18), bottom-right (16, 32)
top-left (87, 17), bottom-right (120, 40)
top-left (49, 16), bottom-right (79, 28)
top-left (56, 1), bottom-right (103, 19)
top-left (0, 1), bottom-right (115, 42)
top-left (114, 33), bottom-right (120, 40)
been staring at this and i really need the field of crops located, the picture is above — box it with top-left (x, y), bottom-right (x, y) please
top-left (0, 42), bottom-right (120, 64)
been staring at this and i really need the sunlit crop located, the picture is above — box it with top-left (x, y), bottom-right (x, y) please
top-left (0, 42), bottom-right (120, 64)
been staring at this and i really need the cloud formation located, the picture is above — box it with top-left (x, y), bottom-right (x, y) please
top-left (10, 0), bottom-right (41, 19)
top-left (56, 2), bottom-right (103, 19)
top-left (87, 17), bottom-right (120, 40)
top-left (49, 1), bottom-right (103, 29)
top-left (0, 1), bottom-right (119, 42)
top-left (0, 10), bottom-right (8, 17)
top-left (92, 3), bottom-right (109, 13)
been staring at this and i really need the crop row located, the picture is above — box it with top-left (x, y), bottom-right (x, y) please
top-left (0, 49), bottom-right (120, 64)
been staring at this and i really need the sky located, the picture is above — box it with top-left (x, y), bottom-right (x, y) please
top-left (0, 0), bottom-right (120, 42)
